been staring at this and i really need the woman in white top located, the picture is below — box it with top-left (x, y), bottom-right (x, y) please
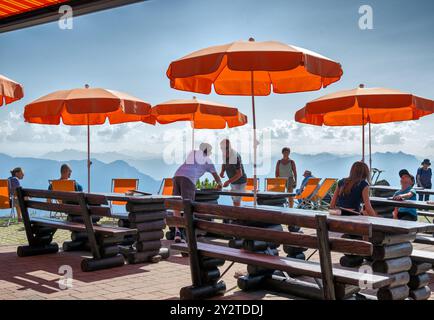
top-left (275, 147), bottom-right (297, 207)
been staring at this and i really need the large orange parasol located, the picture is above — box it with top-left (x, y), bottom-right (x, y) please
top-left (152, 97), bottom-right (247, 149)
top-left (0, 74), bottom-right (24, 106)
top-left (24, 85), bottom-right (155, 191)
top-left (295, 84), bottom-right (434, 169)
top-left (167, 38), bottom-right (343, 203)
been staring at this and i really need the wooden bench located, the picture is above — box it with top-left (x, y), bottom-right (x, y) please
top-left (15, 187), bottom-right (137, 272)
top-left (165, 199), bottom-right (393, 300)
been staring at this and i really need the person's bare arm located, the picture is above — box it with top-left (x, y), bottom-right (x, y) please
top-left (330, 186), bottom-right (339, 209)
top-left (223, 169), bottom-right (243, 188)
top-left (393, 192), bottom-right (415, 200)
top-left (220, 164), bottom-right (225, 178)
top-left (291, 160), bottom-right (297, 183)
top-left (362, 187), bottom-right (377, 216)
top-left (275, 161), bottom-right (280, 178)
top-left (211, 172), bottom-right (223, 189)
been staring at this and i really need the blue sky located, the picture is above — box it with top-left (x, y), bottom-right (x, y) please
top-left (0, 0), bottom-right (433, 159)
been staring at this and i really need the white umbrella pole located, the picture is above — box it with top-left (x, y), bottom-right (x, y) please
top-left (251, 71), bottom-right (258, 206)
top-left (192, 126), bottom-right (195, 151)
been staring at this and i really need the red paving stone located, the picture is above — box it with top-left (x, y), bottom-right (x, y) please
top-left (0, 239), bottom-right (432, 300)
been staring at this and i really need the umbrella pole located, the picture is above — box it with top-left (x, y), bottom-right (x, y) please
top-left (192, 126), bottom-right (195, 151)
top-left (369, 122), bottom-right (372, 172)
top-left (87, 119), bottom-right (91, 192)
top-left (251, 71), bottom-right (258, 206)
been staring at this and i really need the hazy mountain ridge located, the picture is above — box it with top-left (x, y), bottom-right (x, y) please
top-left (0, 153), bottom-right (160, 194)
top-left (2, 150), bottom-right (429, 190)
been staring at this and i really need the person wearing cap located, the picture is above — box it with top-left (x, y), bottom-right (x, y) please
top-left (171, 142), bottom-right (223, 242)
top-left (392, 169), bottom-right (418, 221)
top-left (416, 159), bottom-right (432, 201)
top-left (296, 170), bottom-right (314, 196)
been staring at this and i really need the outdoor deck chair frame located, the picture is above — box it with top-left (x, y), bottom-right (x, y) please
top-left (158, 178), bottom-right (174, 196)
top-left (295, 178), bottom-right (322, 209)
top-left (310, 178), bottom-right (338, 210)
top-left (48, 179), bottom-right (77, 219)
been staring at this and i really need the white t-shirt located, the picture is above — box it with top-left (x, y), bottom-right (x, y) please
top-left (174, 150), bottom-right (217, 184)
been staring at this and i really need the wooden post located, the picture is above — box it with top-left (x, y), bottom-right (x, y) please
top-left (77, 192), bottom-right (101, 259)
top-left (15, 187), bottom-right (36, 246)
top-left (315, 214), bottom-right (336, 300)
top-left (184, 200), bottom-right (203, 287)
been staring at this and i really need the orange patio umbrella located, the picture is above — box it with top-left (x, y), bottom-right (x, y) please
top-left (151, 97), bottom-right (248, 149)
top-left (24, 85), bottom-right (155, 191)
top-left (167, 38), bottom-right (343, 203)
top-left (0, 74), bottom-right (24, 106)
top-left (295, 84), bottom-right (434, 169)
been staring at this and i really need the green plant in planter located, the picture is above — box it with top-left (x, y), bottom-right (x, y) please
top-left (196, 178), bottom-right (218, 189)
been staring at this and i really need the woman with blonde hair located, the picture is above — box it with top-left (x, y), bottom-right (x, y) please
top-left (330, 161), bottom-right (377, 216)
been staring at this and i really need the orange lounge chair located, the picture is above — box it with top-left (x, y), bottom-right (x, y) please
top-left (159, 178), bottom-right (174, 196)
top-left (48, 180), bottom-right (76, 218)
top-left (295, 178), bottom-right (321, 209)
top-left (265, 178), bottom-right (287, 192)
top-left (242, 178), bottom-right (260, 202)
top-left (0, 179), bottom-right (14, 226)
top-left (111, 178), bottom-right (139, 206)
top-left (311, 178), bottom-right (338, 210)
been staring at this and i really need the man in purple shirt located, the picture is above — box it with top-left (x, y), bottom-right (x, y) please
top-left (172, 143), bottom-right (222, 242)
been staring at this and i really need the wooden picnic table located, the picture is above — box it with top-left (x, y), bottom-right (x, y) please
top-left (244, 204), bottom-right (434, 300)
top-left (370, 196), bottom-right (434, 211)
top-left (198, 189), bottom-right (295, 198)
top-left (370, 185), bottom-right (434, 196)
top-left (89, 192), bottom-right (180, 264)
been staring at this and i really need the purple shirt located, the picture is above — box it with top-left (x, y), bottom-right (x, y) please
top-left (8, 176), bottom-right (20, 196)
top-left (175, 150), bottom-right (217, 184)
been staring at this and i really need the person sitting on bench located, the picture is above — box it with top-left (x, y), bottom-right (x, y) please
top-left (330, 161), bottom-right (377, 216)
top-left (172, 142), bottom-right (223, 242)
top-left (48, 164), bottom-right (83, 191)
top-left (8, 167), bottom-right (25, 222)
top-left (392, 169), bottom-right (418, 221)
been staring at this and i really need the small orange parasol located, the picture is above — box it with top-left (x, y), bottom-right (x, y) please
top-left (152, 97), bottom-right (247, 149)
top-left (24, 85), bottom-right (155, 191)
top-left (0, 74), bottom-right (24, 106)
top-left (295, 84), bottom-right (434, 169)
top-left (167, 38), bottom-right (343, 203)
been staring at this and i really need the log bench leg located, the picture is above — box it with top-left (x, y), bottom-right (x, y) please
top-left (283, 226), bottom-right (307, 261)
top-left (120, 204), bottom-right (168, 264)
top-left (371, 235), bottom-right (413, 300)
top-left (408, 260), bottom-right (432, 300)
top-left (17, 225), bottom-right (59, 257)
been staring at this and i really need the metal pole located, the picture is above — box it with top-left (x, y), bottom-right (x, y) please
top-left (251, 70), bottom-right (258, 206)
top-left (369, 122), bottom-right (372, 172)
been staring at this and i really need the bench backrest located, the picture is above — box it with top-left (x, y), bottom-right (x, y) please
top-left (166, 199), bottom-right (373, 300)
top-left (165, 199), bottom-right (373, 257)
top-left (16, 187), bottom-right (111, 250)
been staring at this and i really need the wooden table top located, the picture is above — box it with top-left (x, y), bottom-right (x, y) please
top-left (94, 192), bottom-right (180, 203)
top-left (246, 204), bottom-right (434, 234)
top-left (370, 185), bottom-right (434, 195)
top-left (197, 189), bottom-right (295, 198)
top-left (370, 196), bottom-right (434, 211)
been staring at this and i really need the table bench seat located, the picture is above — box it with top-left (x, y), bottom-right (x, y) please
top-left (411, 249), bottom-right (434, 265)
top-left (31, 217), bottom-right (137, 236)
top-left (414, 234), bottom-right (434, 246)
top-left (172, 242), bottom-right (392, 289)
